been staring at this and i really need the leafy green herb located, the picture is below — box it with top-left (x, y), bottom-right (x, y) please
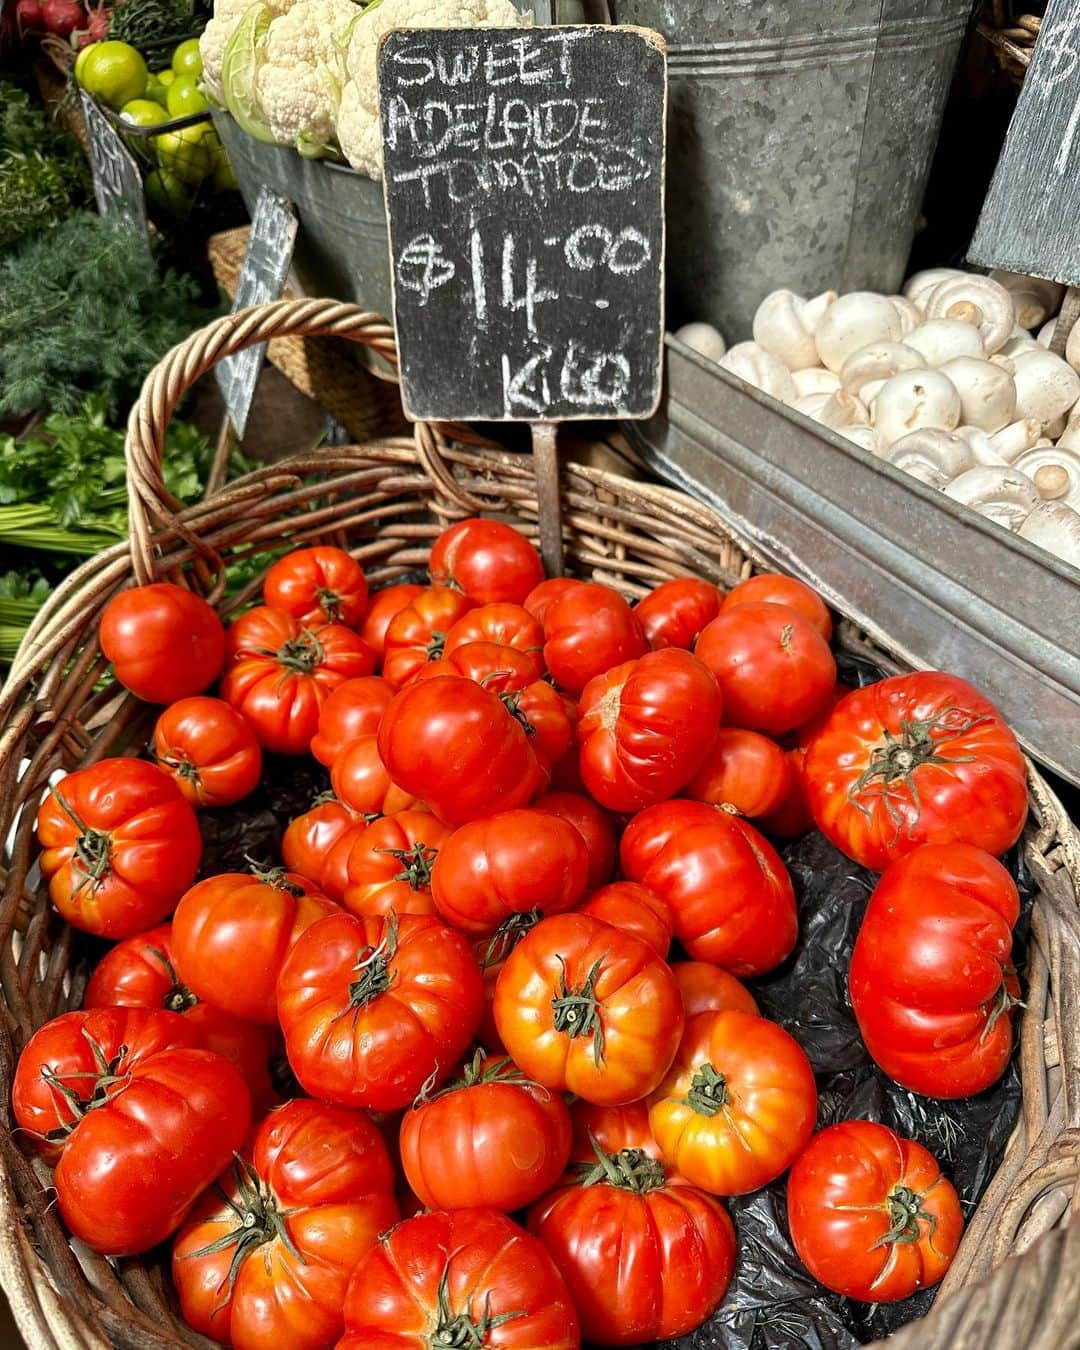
top-left (0, 83), bottom-right (89, 250)
top-left (108, 0), bottom-right (204, 48)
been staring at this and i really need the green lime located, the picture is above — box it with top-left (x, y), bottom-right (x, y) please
top-left (211, 144), bottom-right (239, 192)
top-left (155, 68), bottom-right (176, 86)
top-left (74, 43), bottom-right (94, 86)
top-left (165, 76), bottom-right (209, 117)
top-left (154, 120), bottom-right (216, 186)
top-left (78, 41), bottom-right (148, 110)
top-left (118, 98), bottom-right (169, 128)
top-left (171, 38), bottom-right (203, 79)
top-left (145, 167), bottom-right (193, 219)
top-left (145, 73), bottom-right (169, 104)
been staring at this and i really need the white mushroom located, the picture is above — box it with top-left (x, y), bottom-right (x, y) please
top-left (871, 369), bottom-right (962, 449)
top-left (936, 357), bottom-right (1017, 432)
top-left (943, 466), bottom-right (1041, 531)
top-left (1056, 406), bottom-right (1080, 450)
top-left (903, 268), bottom-right (965, 310)
top-left (839, 424), bottom-right (878, 452)
top-left (1066, 319), bottom-right (1080, 374)
top-left (792, 391), bottom-right (869, 430)
top-left (1014, 445), bottom-right (1080, 509)
top-left (1036, 318), bottom-right (1056, 348)
top-left (983, 419), bottom-right (1044, 463)
top-left (791, 367), bottom-right (842, 398)
top-left (999, 329), bottom-right (1042, 359)
top-left (886, 429), bottom-right (975, 488)
top-left (989, 269), bottom-right (1064, 330)
top-left (953, 425), bottom-right (1007, 467)
top-left (718, 341), bottom-right (798, 404)
top-left (904, 319), bottom-right (987, 366)
top-left (924, 275), bottom-right (1016, 355)
top-left (815, 293), bottom-right (903, 373)
top-left (1010, 348), bottom-right (1080, 428)
top-left (888, 296), bottom-right (923, 335)
top-left (1018, 499), bottom-right (1080, 567)
top-left (840, 342), bottom-right (925, 403)
top-left (752, 290), bottom-right (836, 370)
top-left (675, 322), bottom-right (727, 364)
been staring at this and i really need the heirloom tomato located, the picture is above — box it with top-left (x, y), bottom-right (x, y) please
top-left (804, 672), bottom-right (1028, 871)
top-left (694, 601), bottom-right (836, 735)
top-left (84, 923), bottom-right (278, 1111)
top-left (99, 582), bottom-right (224, 703)
top-left (151, 696), bottom-right (262, 808)
top-left (529, 1145), bottom-right (736, 1345)
top-left (277, 911), bottom-right (483, 1110)
top-left (580, 882), bottom-right (673, 958)
top-left (620, 800), bottom-right (797, 976)
top-left (849, 843), bottom-right (1020, 1097)
top-left (670, 961), bottom-right (758, 1019)
top-left (720, 572), bottom-right (832, 639)
top-left (263, 545), bottom-right (369, 627)
top-left (331, 734), bottom-right (420, 816)
top-left (472, 910), bottom-right (542, 1054)
top-left (494, 913), bottom-right (683, 1106)
top-left (534, 790), bottom-right (616, 891)
top-left (36, 758), bottom-right (201, 939)
top-left (340, 1209), bottom-right (579, 1350)
top-left (648, 1010), bottom-right (816, 1195)
top-left (319, 816), bottom-right (371, 902)
top-left (173, 1099), bottom-right (396, 1350)
top-left (413, 640), bottom-right (538, 691)
top-left (400, 1049), bottom-right (572, 1212)
top-left (428, 517), bottom-right (545, 605)
top-left (12, 1007), bottom-right (249, 1253)
top-left (444, 602), bottom-right (545, 681)
top-left (633, 576), bottom-right (722, 650)
top-left (684, 726), bottom-right (791, 817)
top-left (342, 809), bottom-right (450, 918)
top-left (568, 1100), bottom-right (661, 1164)
top-left (524, 576), bottom-right (579, 625)
top-left (171, 866), bottom-right (337, 1025)
top-left (542, 582), bottom-right (647, 695)
top-left (501, 680), bottom-right (576, 780)
top-left (578, 648), bottom-right (721, 811)
top-left (310, 675), bottom-right (394, 766)
top-left (431, 808), bottom-right (589, 935)
top-left (360, 582), bottom-right (425, 662)
top-left (787, 1121), bottom-right (963, 1302)
top-left (382, 586), bottom-right (478, 687)
top-left (281, 796), bottom-right (358, 884)
top-left (758, 682), bottom-right (849, 838)
top-left (378, 675), bottom-right (540, 825)
top-left (221, 606), bottom-right (374, 754)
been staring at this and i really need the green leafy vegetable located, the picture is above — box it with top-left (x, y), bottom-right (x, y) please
top-left (108, 0), bottom-right (204, 48)
top-left (0, 83), bottom-right (89, 250)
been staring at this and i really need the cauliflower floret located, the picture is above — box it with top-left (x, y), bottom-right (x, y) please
top-left (337, 0), bottom-right (531, 180)
top-left (200, 0), bottom-right (300, 104)
top-left (254, 0), bottom-right (359, 155)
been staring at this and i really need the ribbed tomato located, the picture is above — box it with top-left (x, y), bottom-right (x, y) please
top-left (331, 734), bottom-right (420, 816)
top-left (501, 680), bottom-right (576, 782)
top-left (683, 726), bottom-right (790, 818)
top-left (263, 545), bottom-right (369, 627)
top-left (443, 602), bottom-right (545, 682)
top-left (720, 572), bottom-right (832, 639)
top-left (534, 790), bottom-right (617, 892)
top-left (381, 587), bottom-right (477, 687)
top-left (633, 577), bottom-right (722, 650)
top-left (428, 517), bottom-right (545, 605)
top-left (413, 641), bottom-right (539, 691)
top-left (281, 796), bottom-right (358, 885)
top-left (567, 1100), bottom-right (662, 1165)
top-left (310, 675), bottom-right (395, 766)
top-left (342, 809), bottom-right (450, 918)
top-left (670, 961), bottom-right (758, 1019)
top-left (525, 577), bottom-right (579, 626)
top-left (542, 583), bottom-right (647, 696)
top-left (580, 882), bottom-right (673, 958)
top-left (360, 583), bottom-right (425, 662)
top-left (151, 696), bottom-right (262, 809)
top-left (319, 816), bottom-right (371, 902)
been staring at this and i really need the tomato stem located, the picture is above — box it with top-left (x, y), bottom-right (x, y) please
top-left (550, 955), bottom-right (606, 1068)
top-left (265, 630), bottom-right (324, 675)
top-left (682, 1062), bottom-right (730, 1116)
top-left (346, 913), bottom-right (399, 1009)
top-left (981, 975), bottom-right (1021, 1042)
top-left (499, 690), bottom-right (536, 737)
top-left (40, 1031), bottom-right (132, 1141)
top-left (315, 586), bottom-right (345, 624)
top-left (426, 630), bottom-right (447, 661)
top-left (52, 787), bottom-right (113, 891)
top-left (244, 857), bottom-right (304, 896)
top-left (146, 945), bottom-right (199, 1013)
top-left (430, 1259), bottom-right (524, 1349)
top-left (481, 909), bottom-right (541, 969)
top-left (871, 1183), bottom-right (938, 1250)
top-left (419, 1048), bottom-right (549, 1105)
top-left (576, 1135), bottom-right (666, 1193)
top-left (376, 841), bottom-right (438, 890)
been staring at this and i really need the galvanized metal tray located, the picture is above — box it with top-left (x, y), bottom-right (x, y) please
top-left (626, 335), bottom-right (1080, 787)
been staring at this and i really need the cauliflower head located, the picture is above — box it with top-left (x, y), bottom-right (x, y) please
top-left (256, 0), bottom-right (359, 155)
top-left (337, 0), bottom-right (531, 180)
top-left (200, 0), bottom-right (300, 105)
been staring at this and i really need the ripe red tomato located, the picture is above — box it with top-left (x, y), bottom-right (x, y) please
top-left (310, 675), bottom-right (394, 766)
top-left (721, 572), bottom-right (832, 639)
top-left (413, 640), bottom-right (539, 691)
top-left (400, 1049), bottom-right (572, 1212)
top-left (36, 758), bottom-right (201, 939)
top-left (849, 843), bottom-right (1020, 1097)
top-left (670, 961), bottom-right (758, 1019)
top-left (99, 582), bottom-right (224, 703)
top-left (84, 923), bottom-right (278, 1111)
top-left (331, 734), bottom-right (421, 817)
top-left (787, 1121), bottom-right (963, 1302)
top-left (151, 696), bottom-right (262, 809)
top-left (173, 1099), bottom-right (396, 1348)
top-left (805, 672), bottom-right (1028, 871)
top-left (578, 648), bottom-right (722, 811)
top-left (342, 809), bottom-right (450, 918)
top-left (620, 800), bottom-right (797, 976)
top-left (12, 1007), bottom-right (250, 1253)
top-left (281, 796), bottom-right (358, 884)
top-left (525, 576), bottom-right (579, 626)
top-left (648, 1010), bottom-right (816, 1195)
top-left (494, 913), bottom-right (684, 1106)
top-left (429, 517), bottom-right (545, 606)
top-left (172, 867), bottom-right (337, 1025)
top-left (695, 601), bottom-right (836, 735)
top-left (568, 1100), bottom-right (661, 1164)
top-left (580, 882), bottom-right (673, 958)
top-left (378, 675), bottom-right (541, 825)
top-left (318, 817), bottom-right (370, 903)
top-left (382, 587), bottom-right (478, 687)
top-left (634, 576), bottom-right (722, 650)
top-left (431, 808), bottom-right (589, 935)
top-left (221, 606), bottom-right (374, 754)
top-left (444, 602), bottom-right (545, 682)
top-left (501, 680), bottom-right (576, 781)
top-left (543, 583), bottom-right (647, 695)
top-left (534, 790), bottom-right (616, 892)
top-left (759, 684), bottom-right (849, 838)
top-left (339, 1208), bottom-right (578, 1350)
top-left (360, 583), bottom-right (426, 662)
top-left (683, 726), bottom-right (790, 817)
top-left (472, 910), bottom-right (542, 1054)
top-left (263, 545), bottom-right (369, 627)
top-left (277, 911), bottom-right (483, 1110)
top-left (529, 1146), bottom-right (736, 1345)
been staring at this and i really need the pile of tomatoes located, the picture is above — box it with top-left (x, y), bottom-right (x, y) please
top-left (15, 518), bottom-right (1032, 1349)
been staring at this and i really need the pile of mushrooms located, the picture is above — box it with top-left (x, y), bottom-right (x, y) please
top-left (675, 267), bottom-right (1080, 569)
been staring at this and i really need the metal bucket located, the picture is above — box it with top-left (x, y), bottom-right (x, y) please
top-left (608, 0), bottom-right (975, 339)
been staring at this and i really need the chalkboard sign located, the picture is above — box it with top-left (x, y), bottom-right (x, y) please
top-left (969, 0), bottom-right (1080, 283)
top-left (214, 187), bottom-right (298, 439)
top-left (80, 92), bottom-right (151, 262)
top-left (378, 25), bottom-right (667, 422)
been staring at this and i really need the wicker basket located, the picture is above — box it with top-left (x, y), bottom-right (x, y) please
top-left (2, 299), bottom-right (1079, 1350)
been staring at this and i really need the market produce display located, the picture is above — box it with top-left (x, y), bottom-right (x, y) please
top-left (13, 518), bottom-right (1039, 1348)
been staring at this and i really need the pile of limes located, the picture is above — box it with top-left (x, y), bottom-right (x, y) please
top-left (75, 37), bottom-right (238, 218)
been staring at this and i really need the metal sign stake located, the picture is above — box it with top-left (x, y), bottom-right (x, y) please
top-left (531, 422), bottom-right (564, 576)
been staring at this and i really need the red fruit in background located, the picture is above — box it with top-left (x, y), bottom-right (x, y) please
top-left (443, 602), bottom-right (545, 683)
top-left (100, 582), bottom-right (225, 704)
top-left (525, 576), bottom-right (579, 626)
top-left (684, 726), bottom-right (790, 818)
top-left (360, 583), bottom-right (425, 662)
top-left (413, 641), bottom-right (538, 691)
top-left (634, 576), bottom-right (722, 650)
top-left (501, 680), bottom-right (575, 782)
top-left (40, 0), bottom-right (84, 36)
top-left (263, 545), bottom-right (369, 627)
top-left (16, 0), bottom-right (45, 30)
top-left (670, 961), bottom-right (758, 1020)
top-left (580, 881), bottom-right (673, 958)
top-left (720, 572), bottom-right (832, 640)
top-left (543, 582), bottom-right (647, 695)
top-left (331, 734), bottom-right (420, 817)
top-left (429, 517), bottom-right (545, 605)
top-left (282, 796), bottom-right (358, 884)
top-left (342, 809), bottom-right (449, 919)
top-left (567, 1100), bottom-right (662, 1164)
top-left (381, 587), bottom-right (477, 687)
top-left (310, 675), bottom-right (394, 766)
top-left (533, 790), bottom-right (616, 892)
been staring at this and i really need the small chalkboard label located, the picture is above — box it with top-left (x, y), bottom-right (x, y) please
top-left (215, 187), bottom-right (298, 439)
top-left (378, 25), bottom-right (667, 423)
top-left (80, 92), bottom-right (151, 261)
